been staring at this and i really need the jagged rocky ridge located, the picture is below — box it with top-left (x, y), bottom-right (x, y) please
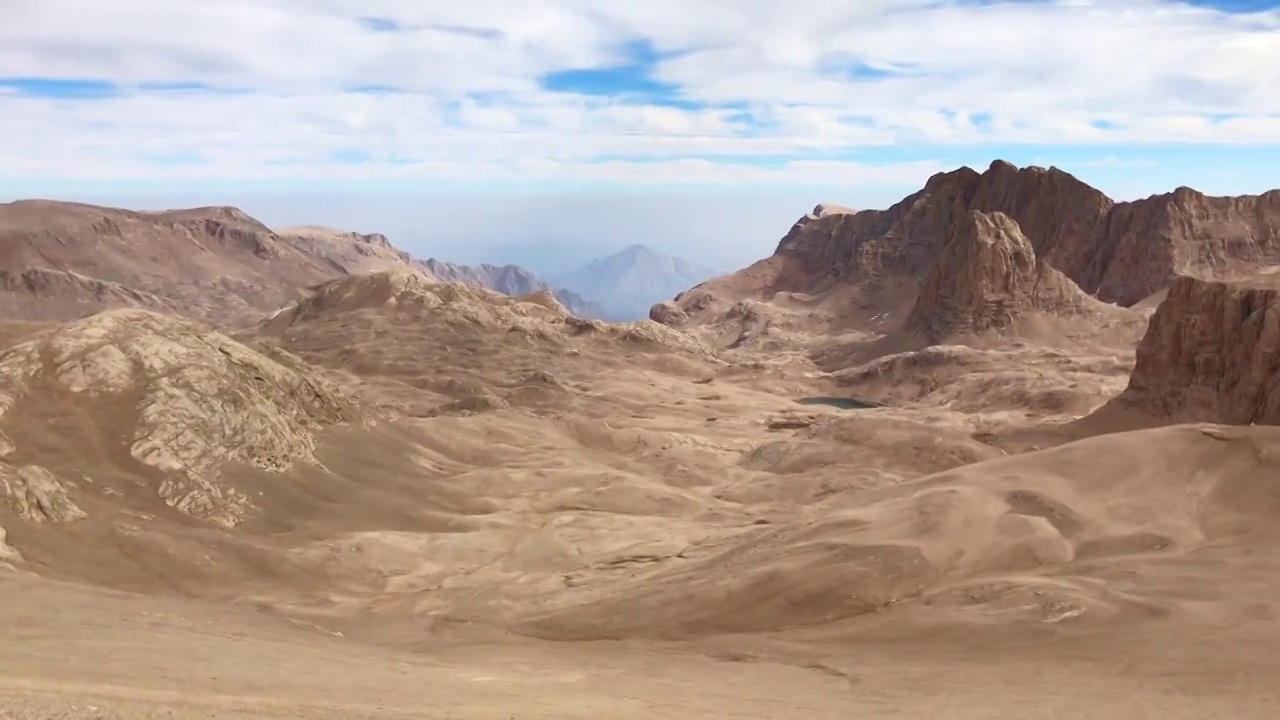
top-left (0, 200), bottom-right (604, 325)
top-left (679, 160), bottom-right (1280, 311)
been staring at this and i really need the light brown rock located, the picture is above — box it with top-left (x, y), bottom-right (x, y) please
top-left (648, 301), bottom-right (689, 327)
top-left (0, 522), bottom-right (20, 564)
top-left (903, 210), bottom-right (1097, 343)
top-left (0, 309), bottom-right (363, 527)
top-left (263, 269), bottom-right (571, 334)
top-left (0, 465), bottom-right (86, 523)
top-left (0, 268), bottom-right (184, 321)
top-left (277, 225), bottom-right (418, 276)
top-left (1096, 275), bottom-right (1280, 425)
top-left (0, 200), bottom-right (345, 325)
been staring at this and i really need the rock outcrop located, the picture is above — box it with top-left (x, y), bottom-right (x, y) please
top-left (278, 225), bottom-right (416, 275)
top-left (0, 268), bottom-right (183, 321)
top-left (808, 203), bottom-right (857, 219)
top-left (1095, 275), bottom-right (1280, 425)
top-left (648, 301), bottom-right (689, 327)
top-left (262, 269), bottom-right (571, 334)
top-left (0, 465), bottom-right (86, 523)
top-left (0, 523), bottom-right (20, 564)
top-left (682, 160), bottom-right (1280, 315)
top-left (902, 210), bottom-right (1097, 342)
top-left (417, 259), bottom-right (604, 319)
top-left (0, 309), bottom-right (363, 527)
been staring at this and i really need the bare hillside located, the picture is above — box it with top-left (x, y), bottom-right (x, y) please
top-left (5, 168), bottom-right (1280, 718)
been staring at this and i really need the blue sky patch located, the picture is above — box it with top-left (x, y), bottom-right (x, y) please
top-left (0, 77), bottom-right (250, 98)
top-left (331, 150), bottom-right (373, 164)
top-left (357, 16), bottom-right (401, 32)
top-left (137, 81), bottom-right (213, 92)
top-left (0, 77), bottom-right (118, 98)
top-left (540, 39), bottom-right (686, 105)
top-left (1184, 0), bottom-right (1280, 11)
top-left (846, 64), bottom-right (901, 80)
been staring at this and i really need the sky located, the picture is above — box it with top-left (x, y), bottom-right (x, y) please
top-left (2, 0), bottom-right (1280, 271)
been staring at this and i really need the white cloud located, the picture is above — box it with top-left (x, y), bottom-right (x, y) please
top-left (1, 0), bottom-right (1279, 185)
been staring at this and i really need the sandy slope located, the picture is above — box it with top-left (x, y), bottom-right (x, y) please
top-left (3, 270), bottom-right (1280, 717)
top-left (4, 569), bottom-right (1279, 719)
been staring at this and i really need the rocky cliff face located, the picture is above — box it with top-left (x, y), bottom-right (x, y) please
top-left (1096, 275), bottom-right (1280, 425)
top-left (903, 210), bottom-right (1097, 343)
top-left (686, 160), bottom-right (1280, 313)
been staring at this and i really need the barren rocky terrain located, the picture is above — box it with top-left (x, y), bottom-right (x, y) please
top-left (4, 161), bottom-right (1280, 718)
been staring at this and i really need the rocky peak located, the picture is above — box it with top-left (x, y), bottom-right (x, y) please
top-left (922, 165), bottom-right (981, 193)
top-left (967, 160), bottom-right (1114, 281)
top-left (161, 206), bottom-right (282, 259)
top-left (703, 159), bottom-right (1280, 322)
top-left (356, 231), bottom-right (392, 247)
top-left (987, 158), bottom-right (1018, 173)
top-left (903, 210), bottom-right (1094, 342)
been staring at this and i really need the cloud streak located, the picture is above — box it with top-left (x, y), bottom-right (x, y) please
top-left (1, 0), bottom-right (1278, 187)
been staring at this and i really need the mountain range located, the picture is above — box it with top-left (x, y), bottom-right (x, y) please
top-left (6, 161), bottom-right (1280, 715)
top-left (0, 203), bottom-right (618, 323)
top-left (548, 244), bottom-right (720, 321)
top-left (416, 258), bottom-right (605, 319)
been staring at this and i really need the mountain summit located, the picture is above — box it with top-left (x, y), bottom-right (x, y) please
top-left (670, 159), bottom-right (1280, 332)
top-left (550, 244), bottom-right (719, 321)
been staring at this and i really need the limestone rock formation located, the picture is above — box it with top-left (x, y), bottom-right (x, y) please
top-left (681, 160), bottom-right (1280, 316)
top-left (809, 203), bottom-right (856, 219)
top-left (262, 269), bottom-right (572, 336)
top-left (516, 288), bottom-right (570, 314)
top-left (0, 309), bottom-right (363, 527)
top-left (278, 225), bottom-right (417, 275)
top-left (0, 268), bottom-right (182, 321)
top-left (0, 523), bottom-right (20, 564)
top-left (1095, 275), bottom-right (1280, 425)
top-left (648, 301), bottom-right (689, 327)
top-left (250, 271), bottom-right (713, 421)
top-left (903, 210), bottom-right (1096, 342)
top-left (0, 465), bottom-right (86, 523)
top-left (722, 300), bottom-right (773, 349)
